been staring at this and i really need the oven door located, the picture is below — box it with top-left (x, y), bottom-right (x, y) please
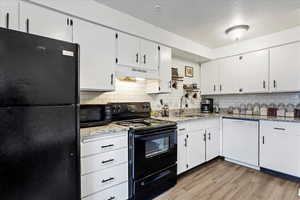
top-left (134, 127), bottom-right (177, 179)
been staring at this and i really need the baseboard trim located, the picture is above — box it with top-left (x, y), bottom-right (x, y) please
top-left (260, 167), bottom-right (300, 182)
top-left (225, 158), bottom-right (260, 170)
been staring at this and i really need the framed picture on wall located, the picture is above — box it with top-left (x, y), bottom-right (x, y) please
top-left (185, 66), bottom-right (193, 77)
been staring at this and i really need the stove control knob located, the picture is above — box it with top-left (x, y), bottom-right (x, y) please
top-left (117, 105), bottom-right (121, 112)
top-left (143, 104), bottom-right (150, 110)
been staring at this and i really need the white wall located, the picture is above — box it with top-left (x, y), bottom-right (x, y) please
top-left (29, 0), bottom-right (212, 59)
top-left (213, 26), bottom-right (300, 59)
top-left (80, 57), bottom-right (201, 110)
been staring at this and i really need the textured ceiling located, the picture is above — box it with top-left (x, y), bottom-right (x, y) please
top-left (95, 0), bottom-right (300, 48)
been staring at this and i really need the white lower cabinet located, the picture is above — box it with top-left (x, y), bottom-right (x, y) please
top-left (206, 127), bottom-right (220, 161)
top-left (177, 132), bottom-right (188, 175)
top-left (81, 163), bottom-right (128, 198)
top-left (177, 118), bottom-right (220, 175)
top-left (187, 130), bottom-right (206, 169)
top-left (82, 182), bottom-right (128, 200)
top-left (81, 132), bottom-right (128, 200)
top-left (260, 121), bottom-right (300, 177)
top-left (223, 119), bottom-right (259, 167)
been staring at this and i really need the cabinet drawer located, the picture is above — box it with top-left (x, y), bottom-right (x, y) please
top-left (82, 182), bottom-right (128, 200)
top-left (81, 163), bottom-right (128, 198)
top-left (261, 120), bottom-right (300, 136)
top-left (81, 148), bottom-right (128, 175)
top-left (81, 135), bottom-right (128, 157)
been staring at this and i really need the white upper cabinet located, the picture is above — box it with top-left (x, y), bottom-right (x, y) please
top-left (146, 45), bottom-right (172, 94)
top-left (19, 1), bottom-right (73, 42)
top-left (270, 42), bottom-right (300, 92)
top-left (219, 56), bottom-right (241, 94)
top-left (116, 32), bottom-right (140, 68)
top-left (0, 0), bottom-right (18, 30)
top-left (73, 19), bottom-right (115, 91)
top-left (239, 50), bottom-right (269, 93)
top-left (205, 49), bottom-right (269, 95)
top-left (201, 60), bottom-right (220, 95)
top-left (116, 32), bottom-right (159, 72)
top-left (140, 39), bottom-right (159, 71)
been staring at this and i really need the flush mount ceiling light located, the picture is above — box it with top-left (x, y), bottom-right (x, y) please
top-left (225, 25), bottom-right (250, 41)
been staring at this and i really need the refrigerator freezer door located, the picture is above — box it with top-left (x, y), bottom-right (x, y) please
top-left (0, 28), bottom-right (79, 106)
top-left (0, 106), bottom-right (80, 200)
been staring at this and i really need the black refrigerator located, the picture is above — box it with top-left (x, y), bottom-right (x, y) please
top-left (0, 28), bottom-right (80, 200)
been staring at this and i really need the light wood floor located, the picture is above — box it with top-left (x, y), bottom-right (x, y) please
top-left (155, 159), bottom-right (300, 200)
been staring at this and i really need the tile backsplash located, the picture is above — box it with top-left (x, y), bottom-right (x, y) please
top-left (205, 93), bottom-right (300, 108)
top-left (80, 57), bottom-right (201, 111)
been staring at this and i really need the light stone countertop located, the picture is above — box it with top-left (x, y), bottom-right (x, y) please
top-left (80, 123), bottom-right (129, 141)
top-left (154, 113), bottom-right (300, 123)
top-left (80, 113), bottom-right (300, 140)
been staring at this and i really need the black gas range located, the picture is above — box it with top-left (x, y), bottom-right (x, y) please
top-left (111, 102), bottom-right (178, 200)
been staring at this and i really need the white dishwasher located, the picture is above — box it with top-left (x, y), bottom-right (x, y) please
top-left (222, 118), bottom-right (259, 167)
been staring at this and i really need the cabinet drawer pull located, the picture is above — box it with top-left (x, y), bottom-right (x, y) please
top-left (274, 128), bottom-right (286, 131)
top-left (101, 177), bottom-right (115, 183)
top-left (273, 80), bottom-right (277, 88)
top-left (262, 136), bottom-right (265, 144)
top-left (107, 197), bottom-right (115, 200)
top-left (101, 159), bottom-right (114, 164)
top-left (184, 138), bottom-right (187, 147)
top-left (179, 128), bottom-right (186, 131)
top-left (263, 80), bottom-right (266, 89)
top-left (101, 144), bottom-right (114, 149)
top-left (132, 68), bottom-right (147, 73)
top-left (143, 54), bottom-right (146, 64)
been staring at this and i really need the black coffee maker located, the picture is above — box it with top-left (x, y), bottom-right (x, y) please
top-left (201, 98), bottom-right (214, 113)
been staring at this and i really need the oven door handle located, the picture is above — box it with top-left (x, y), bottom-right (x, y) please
top-left (134, 131), bottom-right (175, 139)
top-left (140, 169), bottom-right (172, 187)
